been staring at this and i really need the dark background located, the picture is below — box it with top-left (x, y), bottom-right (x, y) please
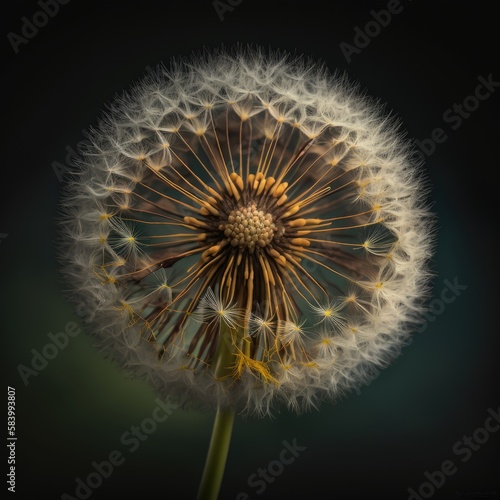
top-left (2, 1), bottom-right (499, 499)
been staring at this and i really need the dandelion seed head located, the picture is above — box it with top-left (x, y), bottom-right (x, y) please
top-left (60, 47), bottom-right (433, 415)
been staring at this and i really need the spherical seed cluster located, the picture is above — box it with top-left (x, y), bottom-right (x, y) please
top-left (60, 47), bottom-right (433, 416)
top-left (222, 204), bottom-right (276, 251)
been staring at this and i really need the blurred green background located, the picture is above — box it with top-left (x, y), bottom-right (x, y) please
top-left (2, 1), bottom-right (498, 499)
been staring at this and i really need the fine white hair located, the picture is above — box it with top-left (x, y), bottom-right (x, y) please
top-left (60, 47), bottom-right (433, 416)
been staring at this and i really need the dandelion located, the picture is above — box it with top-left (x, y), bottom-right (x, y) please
top-left (60, 47), bottom-right (433, 500)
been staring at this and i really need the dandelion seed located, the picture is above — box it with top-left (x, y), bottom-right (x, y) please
top-left (248, 312), bottom-right (275, 338)
top-left (248, 309), bottom-right (276, 355)
top-left (310, 300), bottom-right (346, 329)
top-left (359, 226), bottom-right (396, 256)
top-left (308, 329), bottom-right (339, 360)
top-left (277, 319), bottom-right (308, 347)
top-left (192, 287), bottom-right (244, 330)
top-left (108, 218), bottom-right (143, 259)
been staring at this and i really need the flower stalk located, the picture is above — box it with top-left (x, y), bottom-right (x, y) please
top-left (197, 320), bottom-right (238, 500)
top-left (197, 303), bottom-right (244, 499)
top-left (196, 406), bottom-right (235, 500)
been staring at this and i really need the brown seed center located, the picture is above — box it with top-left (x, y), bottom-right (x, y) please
top-left (222, 203), bottom-right (276, 251)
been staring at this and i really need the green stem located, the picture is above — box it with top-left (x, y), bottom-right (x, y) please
top-left (212, 321), bottom-right (237, 380)
top-left (197, 308), bottom-right (244, 499)
top-left (196, 406), bottom-right (235, 500)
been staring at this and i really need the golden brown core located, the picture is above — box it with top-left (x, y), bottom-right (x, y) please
top-left (221, 203), bottom-right (276, 252)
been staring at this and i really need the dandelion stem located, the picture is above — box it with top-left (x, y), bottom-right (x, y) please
top-left (197, 315), bottom-right (242, 499)
top-left (196, 406), bottom-right (235, 500)
top-left (213, 322), bottom-right (238, 379)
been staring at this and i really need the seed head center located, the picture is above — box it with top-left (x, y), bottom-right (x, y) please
top-left (222, 203), bottom-right (276, 251)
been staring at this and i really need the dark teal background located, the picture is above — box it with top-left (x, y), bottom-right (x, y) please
top-left (2, 1), bottom-right (499, 499)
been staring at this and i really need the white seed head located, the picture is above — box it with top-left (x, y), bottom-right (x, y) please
top-left (60, 47), bottom-right (433, 416)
